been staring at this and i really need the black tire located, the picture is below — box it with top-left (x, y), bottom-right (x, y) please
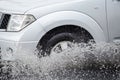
top-left (37, 32), bottom-right (91, 56)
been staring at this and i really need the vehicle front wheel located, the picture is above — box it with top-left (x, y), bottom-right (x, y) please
top-left (37, 32), bottom-right (92, 56)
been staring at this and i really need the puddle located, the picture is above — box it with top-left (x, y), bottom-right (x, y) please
top-left (0, 42), bottom-right (120, 80)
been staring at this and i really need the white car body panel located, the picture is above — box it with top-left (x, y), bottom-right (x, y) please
top-left (106, 0), bottom-right (120, 42)
top-left (37, 11), bottom-right (106, 42)
top-left (25, 0), bottom-right (108, 41)
top-left (0, 0), bottom-right (119, 60)
top-left (0, 0), bottom-right (74, 14)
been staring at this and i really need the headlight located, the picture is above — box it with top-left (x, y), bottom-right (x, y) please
top-left (7, 14), bottom-right (36, 31)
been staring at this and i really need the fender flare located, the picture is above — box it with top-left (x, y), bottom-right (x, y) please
top-left (38, 11), bottom-right (106, 42)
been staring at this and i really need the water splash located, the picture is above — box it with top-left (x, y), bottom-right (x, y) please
top-left (1, 42), bottom-right (120, 80)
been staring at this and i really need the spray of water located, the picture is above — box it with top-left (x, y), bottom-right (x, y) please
top-left (1, 41), bottom-right (120, 80)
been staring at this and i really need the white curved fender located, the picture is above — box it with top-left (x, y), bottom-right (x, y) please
top-left (37, 11), bottom-right (106, 43)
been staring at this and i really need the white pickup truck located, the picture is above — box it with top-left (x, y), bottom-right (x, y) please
top-left (0, 0), bottom-right (120, 60)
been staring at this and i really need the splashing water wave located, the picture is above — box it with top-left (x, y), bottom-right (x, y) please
top-left (1, 42), bottom-right (120, 80)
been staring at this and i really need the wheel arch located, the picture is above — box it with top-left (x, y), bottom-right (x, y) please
top-left (38, 25), bottom-right (93, 47)
top-left (37, 11), bottom-right (106, 43)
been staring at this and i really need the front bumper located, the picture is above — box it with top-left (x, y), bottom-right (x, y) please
top-left (0, 40), bottom-right (38, 61)
top-left (0, 19), bottom-right (45, 62)
top-left (0, 40), bottom-right (17, 61)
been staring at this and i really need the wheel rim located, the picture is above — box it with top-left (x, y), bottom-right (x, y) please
top-left (51, 41), bottom-right (74, 54)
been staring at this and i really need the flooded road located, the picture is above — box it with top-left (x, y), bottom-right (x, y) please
top-left (1, 42), bottom-right (120, 80)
